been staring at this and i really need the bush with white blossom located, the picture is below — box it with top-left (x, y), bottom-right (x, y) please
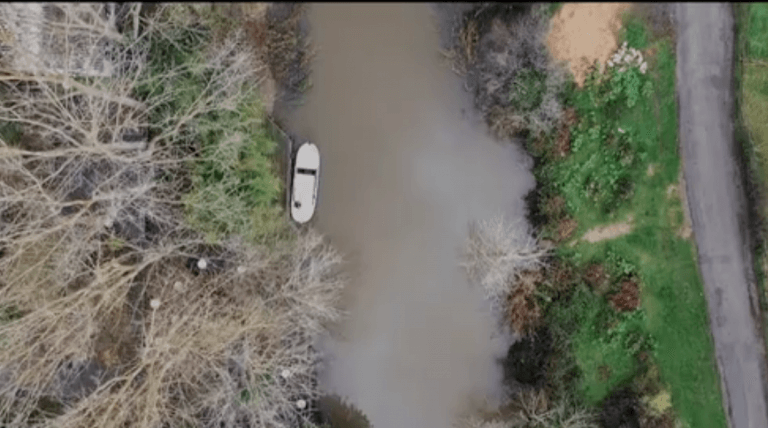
top-left (607, 41), bottom-right (648, 75)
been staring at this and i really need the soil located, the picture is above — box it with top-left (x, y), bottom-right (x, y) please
top-left (94, 311), bottom-right (137, 370)
top-left (610, 279), bottom-right (641, 312)
top-left (546, 3), bottom-right (631, 87)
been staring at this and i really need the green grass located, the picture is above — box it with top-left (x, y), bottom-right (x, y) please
top-left (535, 17), bottom-right (727, 427)
top-left (548, 286), bottom-right (652, 405)
top-left (740, 2), bottom-right (768, 197)
top-left (742, 64), bottom-right (768, 186)
top-left (735, 1), bottom-right (768, 359)
top-left (747, 3), bottom-right (768, 60)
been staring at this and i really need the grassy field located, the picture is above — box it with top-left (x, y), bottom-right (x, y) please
top-left (735, 2), bottom-right (768, 355)
top-left (531, 11), bottom-right (727, 428)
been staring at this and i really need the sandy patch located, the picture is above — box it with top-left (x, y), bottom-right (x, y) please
top-left (581, 215), bottom-right (634, 243)
top-left (546, 3), bottom-right (631, 87)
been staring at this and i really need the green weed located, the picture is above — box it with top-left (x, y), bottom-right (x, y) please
top-left (134, 17), bottom-right (286, 244)
top-left (544, 62), bottom-right (652, 217)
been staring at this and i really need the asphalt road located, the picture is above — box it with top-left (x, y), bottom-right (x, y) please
top-left (676, 4), bottom-right (768, 428)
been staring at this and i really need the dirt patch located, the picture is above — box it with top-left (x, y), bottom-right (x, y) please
top-left (546, 3), bottom-right (631, 87)
top-left (557, 217), bottom-right (578, 241)
top-left (581, 216), bottom-right (634, 243)
top-left (666, 171), bottom-right (694, 239)
top-left (610, 278), bottom-right (641, 312)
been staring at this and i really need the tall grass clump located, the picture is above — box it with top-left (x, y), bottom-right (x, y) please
top-left (0, 3), bottom-right (344, 428)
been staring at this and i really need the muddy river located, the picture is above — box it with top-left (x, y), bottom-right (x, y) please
top-left (282, 4), bottom-right (536, 428)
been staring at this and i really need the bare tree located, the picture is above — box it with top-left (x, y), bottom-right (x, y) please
top-left (462, 215), bottom-right (550, 310)
top-left (0, 4), bottom-right (345, 427)
top-left (455, 389), bottom-right (598, 428)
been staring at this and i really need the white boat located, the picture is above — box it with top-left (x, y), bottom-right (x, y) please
top-left (290, 142), bottom-right (320, 224)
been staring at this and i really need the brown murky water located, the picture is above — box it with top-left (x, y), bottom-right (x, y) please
top-left (284, 4), bottom-right (535, 428)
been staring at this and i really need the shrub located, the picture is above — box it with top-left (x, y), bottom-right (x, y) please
top-left (444, 3), bottom-right (567, 140)
top-left (0, 4), bottom-right (343, 427)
